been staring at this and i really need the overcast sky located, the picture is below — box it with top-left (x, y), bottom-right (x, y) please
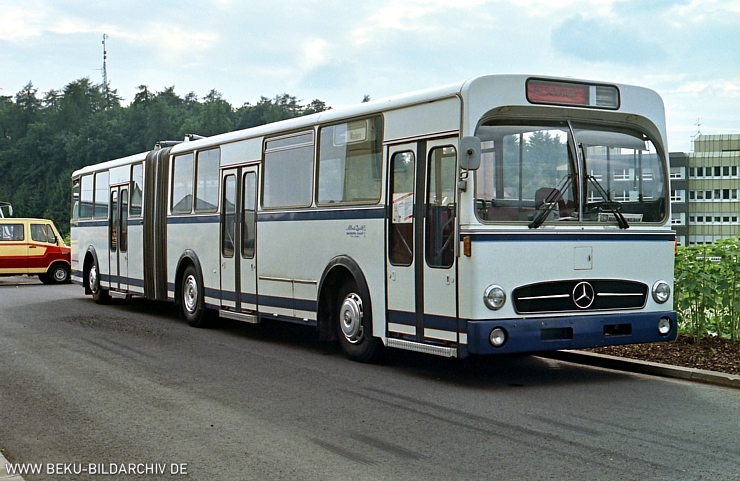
top-left (1, 0), bottom-right (738, 152)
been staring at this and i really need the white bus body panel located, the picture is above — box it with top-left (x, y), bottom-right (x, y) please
top-left (457, 228), bottom-right (674, 322)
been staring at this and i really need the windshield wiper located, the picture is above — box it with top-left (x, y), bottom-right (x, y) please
top-left (585, 174), bottom-right (629, 229)
top-left (529, 174), bottom-right (574, 229)
top-left (578, 143), bottom-right (629, 229)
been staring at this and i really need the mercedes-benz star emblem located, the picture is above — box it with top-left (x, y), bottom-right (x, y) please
top-left (572, 281), bottom-right (595, 309)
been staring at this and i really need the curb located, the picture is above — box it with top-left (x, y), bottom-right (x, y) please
top-left (0, 451), bottom-right (25, 481)
top-left (542, 350), bottom-right (740, 390)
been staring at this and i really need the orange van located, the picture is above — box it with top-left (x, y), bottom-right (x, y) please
top-left (0, 218), bottom-right (71, 284)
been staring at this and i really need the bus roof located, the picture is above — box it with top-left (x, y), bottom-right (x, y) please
top-left (72, 74), bottom-right (666, 177)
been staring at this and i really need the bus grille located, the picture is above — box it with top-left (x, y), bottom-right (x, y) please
top-left (512, 280), bottom-right (648, 314)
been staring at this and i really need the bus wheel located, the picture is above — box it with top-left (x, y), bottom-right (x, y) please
top-left (181, 265), bottom-right (207, 327)
top-left (89, 263), bottom-right (110, 304)
top-left (336, 280), bottom-right (381, 363)
top-left (47, 264), bottom-right (70, 284)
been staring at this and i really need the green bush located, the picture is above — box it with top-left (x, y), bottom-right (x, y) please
top-left (674, 238), bottom-right (740, 343)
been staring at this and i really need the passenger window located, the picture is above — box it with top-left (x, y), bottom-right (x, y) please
top-left (317, 117), bottom-right (382, 205)
top-left (195, 149), bottom-right (220, 212)
top-left (389, 151), bottom-right (415, 266)
top-left (242, 172), bottom-right (256, 259)
top-left (130, 164), bottom-right (143, 217)
top-left (31, 224), bottom-right (53, 243)
top-left (263, 132), bottom-right (314, 208)
top-left (222, 175), bottom-right (236, 258)
top-left (426, 146), bottom-right (457, 268)
top-left (72, 179), bottom-right (80, 220)
top-left (0, 224), bottom-right (24, 241)
top-left (80, 175), bottom-right (93, 219)
top-left (172, 153), bottom-right (195, 214)
top-left (93, 172), bottom-right (109, 219)
top-left (110, 190), bottom-right (118, 251)
top-left (121, 190), bottom-right (128, 253)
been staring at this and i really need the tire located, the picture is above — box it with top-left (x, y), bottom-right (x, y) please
top-left (38, 273), bottom-right (50, 284)
top-left (46, 264), bottom-right (70, 284)
top-left (89, 262), bottom-right (110, 304)
top-left (181, 265), bottom-right (208, 327)
top-left (335, 279), bottom-right (381, 363)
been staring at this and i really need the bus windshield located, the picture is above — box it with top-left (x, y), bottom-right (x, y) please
top-left (474, 120), bottom-right (667, 226)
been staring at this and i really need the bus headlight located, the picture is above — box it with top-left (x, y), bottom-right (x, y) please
top-left (652, 281), bottom-right (671, 304)
top-left (489, 327), bottom-right (507, 347)
top-left (483, 285), bottom-right (506, 310)
top-left (658, 317), bottom-right (672, 336)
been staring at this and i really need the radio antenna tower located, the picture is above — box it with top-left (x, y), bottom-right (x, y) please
top-left (102, 33), bottom-right (109, 106)
top-left (690, 118), bottom-right (702, 151)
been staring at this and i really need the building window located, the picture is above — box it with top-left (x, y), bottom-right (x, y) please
top-left (614, 169), bottom-right (632, 181)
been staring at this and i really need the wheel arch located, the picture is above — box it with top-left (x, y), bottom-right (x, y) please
top-left (83, 246), bottom-right (100, 294)
top-left (317, 255), bottom-right (374, 342)
top-left (174, 250), bottom-right (204, 308)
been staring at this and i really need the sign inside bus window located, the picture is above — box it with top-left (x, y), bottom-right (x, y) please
top-left (333, 122), bottom-right (368, 145)
top-left (392, 193), bottom-right (413, 223)
top-left (346, 224), bottom-right (366, 238)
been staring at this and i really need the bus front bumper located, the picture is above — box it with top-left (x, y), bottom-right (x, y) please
top-left (465, 311), bottom-right (677, 355)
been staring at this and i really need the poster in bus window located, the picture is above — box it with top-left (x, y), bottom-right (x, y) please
top-left (393, 193), bottom-right (413, 224)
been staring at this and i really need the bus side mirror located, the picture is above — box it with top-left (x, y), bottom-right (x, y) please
top-left (460, 136), bottom-right (481, 170)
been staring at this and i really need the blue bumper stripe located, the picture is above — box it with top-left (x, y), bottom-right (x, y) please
top-left (466, 311), bottom-right (677, 355)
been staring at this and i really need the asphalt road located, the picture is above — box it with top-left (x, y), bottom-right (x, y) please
top-left (1, 276), bottom-right (739, 480)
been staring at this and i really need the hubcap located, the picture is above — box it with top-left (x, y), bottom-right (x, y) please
top-left (53, 267), bottom-right (66, 281)
top-left (183, 275), bottom-right (199, 313)
top-left (89, 265), bottom-right (98, 293)
top-left (340, 293), bottom-right (364, 344)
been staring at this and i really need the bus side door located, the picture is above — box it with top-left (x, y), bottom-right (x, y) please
top-left (386, 139), bottom-right (459, 346)
top-left (108, 186), bottom-right (129, 292)
top-left (220, 166), bottom-right (258, 320)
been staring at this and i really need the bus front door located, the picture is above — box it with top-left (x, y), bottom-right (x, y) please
top-left (386, 139), bottom-right (459, 350)
top-left (108, 186), bottom-right (129, 292)
top-left (220, 166), bottom-right (258, 321)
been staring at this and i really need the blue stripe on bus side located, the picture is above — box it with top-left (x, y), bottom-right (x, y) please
top-left (461, 232), bottom-right (676, 242)
top-left (167, 214), bottom-right (220, 225)
top-left (213, 290), bottom-right (258, 306)
top-left (79, 208), bottom-right (384, 227)
top-left (259, 294), bottom-right (318, 313)
top-left (388, 310), bottom-right (466, 332)
top-left (76, 219), bottom-right (109, 227)
top-left (258, 207), bottom-right (385, 222)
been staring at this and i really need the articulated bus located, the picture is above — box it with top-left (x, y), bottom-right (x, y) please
top-left (70, 74), bottom-right (677, 362)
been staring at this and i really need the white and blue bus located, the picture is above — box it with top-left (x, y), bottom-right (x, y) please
top-left (70, 74), bottom-right (677, 362)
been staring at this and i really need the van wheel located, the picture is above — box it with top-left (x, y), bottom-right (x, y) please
top-left (47, 264), bottom-right (70, 284)
top-left (181, 265), bottom-right (208, 327)
top-left (336, 280), bottom-right (381, 363)
top-left (89, 263), bottom-right (110, 304)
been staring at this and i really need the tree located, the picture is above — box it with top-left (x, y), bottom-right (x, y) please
top-left (0, 78), bottom-right (330, 234)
